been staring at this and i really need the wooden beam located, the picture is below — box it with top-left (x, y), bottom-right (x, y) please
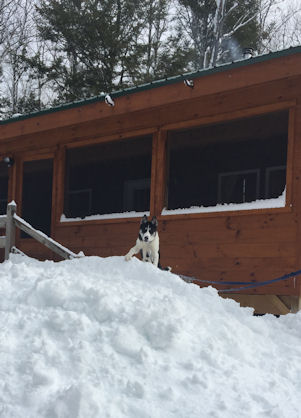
top-left (292, 105), bottom-right (301, 306)
top-left (52, 146), bottom-right (65, 233)
top-left (285, 107), bottom-right (296, 208)
top-left (13, 214), bottom-right (79, 260)
top-left (65, 127), bottom-right (157, 150)
top-left (289, 296), bottom-right (301, 313)
top-left (153, 129), bottom-right (168, 216)
top-left (149, 131), bottom-right (158, 216)
top-left (161, 100), bottom-right (296, 132)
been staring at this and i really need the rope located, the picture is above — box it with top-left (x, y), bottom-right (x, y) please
top-left (179, 274), bottom-right (256, 286)
top-left (179, 268), bottom-right (301, 293)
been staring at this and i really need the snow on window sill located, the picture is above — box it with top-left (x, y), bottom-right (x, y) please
top-left (162, 191), bottom-right (286, 216)
top-left (60, 211), bottom-right (150, 223)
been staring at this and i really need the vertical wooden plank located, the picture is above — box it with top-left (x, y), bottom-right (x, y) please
top-left (149, 131), bottom-right (158, 216)
top-left (153, 129), bottom-right (168, 216)
top-left (7, 156), bottom-right (17, 203)
top-left (293, 105), bottom-right (301, 305)
top-left (51, 145), bottom-right (65, 238)
top-left (285, 107), bottom-right (295, 207)
top-left (290, 296), bottom-right (301, 313)
top-left (5, 201), bottom-right (16, 260)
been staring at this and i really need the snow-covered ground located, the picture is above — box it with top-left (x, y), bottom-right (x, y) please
top-left (0, 254), bottom-right (301, 418)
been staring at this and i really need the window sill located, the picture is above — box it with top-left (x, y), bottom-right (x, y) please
top-left (58, 211), bottom-right (150, 226)
top-left (161, 194), bottom-right (288, 217)
top-left (159, 205), bottom-right (292, 221)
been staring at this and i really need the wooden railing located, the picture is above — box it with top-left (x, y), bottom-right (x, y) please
top-left (0, 201), bottom-right (81, 261)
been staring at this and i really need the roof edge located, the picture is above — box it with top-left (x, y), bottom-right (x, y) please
top-left (1, 45), bottom-right (301, 126)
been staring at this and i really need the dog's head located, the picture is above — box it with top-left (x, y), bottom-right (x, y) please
top-left (139, 215), bottom-right (158, 243)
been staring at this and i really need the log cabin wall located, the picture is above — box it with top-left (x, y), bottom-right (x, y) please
top-left (1, 48), bottom-right (301, 313)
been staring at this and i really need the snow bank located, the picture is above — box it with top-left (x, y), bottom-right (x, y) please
top-left (162, 190), bottom-right (286, 216)
top-left (60, 211), bottom-right (150, 222)
top-left (0, 254), bottom-right (300, 417)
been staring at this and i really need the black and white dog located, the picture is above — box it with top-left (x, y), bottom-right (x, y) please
top-left (125, 215), bottom-right (162, 267)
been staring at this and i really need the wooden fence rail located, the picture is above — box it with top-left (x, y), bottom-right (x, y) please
top-left (0, 201), bottom-right (81, 261)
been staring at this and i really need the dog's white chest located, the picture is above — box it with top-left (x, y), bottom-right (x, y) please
top-left (124, 216), bottom-right (160, 267)
top-left (138, 235), bottom-right (159, 263)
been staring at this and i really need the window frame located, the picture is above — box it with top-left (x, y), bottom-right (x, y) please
top-left (217, 169), bottom-right (261, 204)
top-left (55, 102), bottom-right (295, 226)
top-left (58, 128), bottom-right (157, 225)
top-left (18, 152), bottom-right (56, 240)
top-left (265, 165), bottom-right (286, 199)
top-left (158, 102), bottom-right (295, 220)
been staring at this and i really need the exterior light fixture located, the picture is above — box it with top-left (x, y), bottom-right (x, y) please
top-left (105, 94), bottom-right (115, 106)
top-left (243, 47), bottom-right (254, 59)
top-left (2, 157), bottom-right (14, 167)
top-left (184, 79), bottom-right (194, 88)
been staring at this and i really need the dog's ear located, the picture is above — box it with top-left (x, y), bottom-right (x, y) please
top-left (141, 215), bottom-right (148, 224)
top-left (151, 216), bottom-right (158, 227)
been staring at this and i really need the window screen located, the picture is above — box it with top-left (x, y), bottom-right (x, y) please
top-left (0, 164), bottom-right (8, 215)
top-left (167, 111), bottom-right (288, 210)
top-left (65, 135), bottom-right (152, 218)
top-left (22, 159), bottom-right (53, 236)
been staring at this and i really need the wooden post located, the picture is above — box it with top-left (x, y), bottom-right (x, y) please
top-left (153, 129), bottom-right (168, 216)
top-left (290, 296), bottom-right (301, 313)
top-left (5, 201), bottom-right (16, 260)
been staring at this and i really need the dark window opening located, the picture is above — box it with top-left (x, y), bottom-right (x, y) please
top-left (218, 169), bottom-right (260, 204)
top-left (265, 166), bottom-right (286, 198)
top-left (167, 111), bottom-right (288, 210)
top-left (64, 135), bottom-right (152, 218)
top-left (22, 159), bottom-right (53, 237)
top-left (0, 164), bottom-right (8, 215)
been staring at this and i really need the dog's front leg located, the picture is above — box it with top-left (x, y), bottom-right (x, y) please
top-left (152, 252), bottom-right (159, 267)
top-left (125, 243), bottom-right (140, 261)
top-left (141, 248), bottom-right (147, 262)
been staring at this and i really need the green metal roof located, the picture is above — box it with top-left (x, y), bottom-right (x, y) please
top-left (1, 45), bottom-right (301, 126)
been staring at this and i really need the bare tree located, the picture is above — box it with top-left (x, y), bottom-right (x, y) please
top-left (141, 0), bottom-right (171, 81)
top-left (258, 0), bottom-right (301, 52)
top-left (177, 0), bottom-right (261, 68)
top-left (0, 0), bottom-right (38, 116)
top-left (0, 0), bottom-right (19, 53)
top-left (176, 0), bottom-right (300, 69)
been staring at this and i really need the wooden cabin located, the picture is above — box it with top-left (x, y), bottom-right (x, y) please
top-left (1, 46), bottom-right (301, 315)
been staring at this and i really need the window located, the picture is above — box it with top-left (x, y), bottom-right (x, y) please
top-left (64, 135), bottom-right (152, 218)
top-left (218, 169), bottom-right (260, 204)
top-left (167, 111), bottom-right (288, 211)
top-left (0, 163), bottom-right (8, 214)
top-left (22, 159), bottom-right (53, 236)
top-left (265, 166), bottom-right (286, 198)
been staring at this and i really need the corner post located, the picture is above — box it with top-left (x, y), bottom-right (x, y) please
top-left (5, 201), bottom-right (16, 260)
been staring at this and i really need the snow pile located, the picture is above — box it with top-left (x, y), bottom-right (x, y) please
top-left (60, 211), bottom-right (150, 222)
top-left (162, 189), bottom-right (286, 216)
top-left (0, 255), bottom-right (301, 418)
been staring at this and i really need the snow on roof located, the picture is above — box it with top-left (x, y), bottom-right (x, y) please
top-left (1, 45), bottom-right (301, 126)
top-left (0, 253), bottom-right (301, 417)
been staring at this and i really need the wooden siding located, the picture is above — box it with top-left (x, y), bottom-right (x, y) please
top-left (1, 53), bottom-right (301, 301)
